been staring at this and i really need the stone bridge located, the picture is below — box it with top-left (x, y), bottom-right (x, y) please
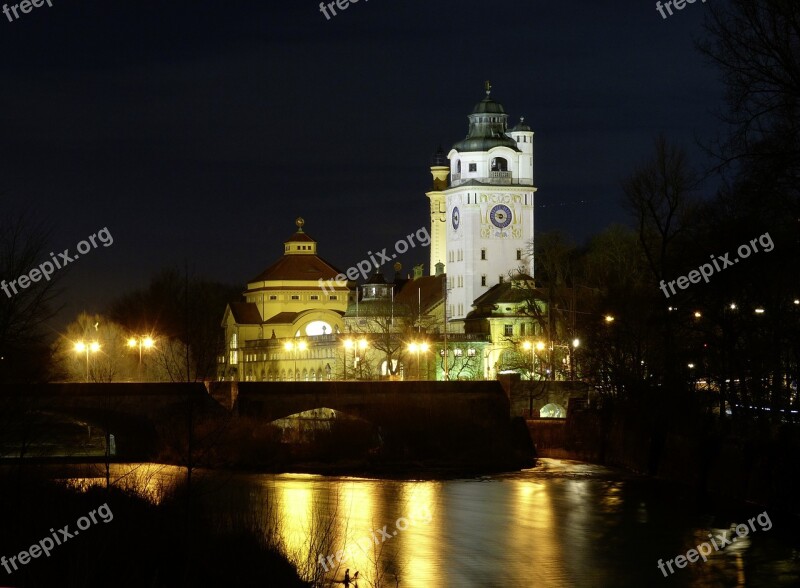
top-left (209, 380), bottom-right (511, 431)
top-left (0, 383), bottom-right (222, 458)
top-left (1, 381), bottom-right (515, 460)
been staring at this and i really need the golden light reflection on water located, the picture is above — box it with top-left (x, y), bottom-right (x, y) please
top-left (265, 474), bottom-right (317, 568)
top-left (510, 478), bottom-right (568, 585)
top-left (393, 482), bottom-right (440, 588)
top-left (61, 463), bottom-right (183, 504)
top-left (267, 476), bottom-right (441, 587)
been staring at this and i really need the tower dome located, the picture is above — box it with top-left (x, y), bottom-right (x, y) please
top-left (452, 81), bottom-right (519, 153)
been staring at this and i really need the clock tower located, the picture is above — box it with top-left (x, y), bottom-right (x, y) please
top-left (442, 83), bottom-right (536, 327)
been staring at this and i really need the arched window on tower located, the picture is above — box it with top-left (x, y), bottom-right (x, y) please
top-left (491, 157), bottom-right (508, 172)
top-left (456, 160), bottom-right (461, 173)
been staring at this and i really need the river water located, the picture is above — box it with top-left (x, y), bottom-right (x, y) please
top-left (68, 459), bottom-right (800, 587)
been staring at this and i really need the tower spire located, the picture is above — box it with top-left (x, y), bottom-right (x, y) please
top-left (484, 80), bottom-right (492, 97)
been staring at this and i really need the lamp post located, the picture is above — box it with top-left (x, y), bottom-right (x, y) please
top-left (343, 337), bottom-right (368, 380)
top-left (284, 340), bottom-right (307, 381)
top-left (571, 338), bottom-right (580, 381)
top-left (522, 340), bottom-right (545, 416)
top-left (74, 340), bottom-right (100, 383)
top-left (127, 335), bottom-right (155, 381)
top-left (356, 338), bottom-right (368, 379)
top-left (343, 338), bottom-right (353, 380)
top-left (407, 341), bottom-right (429, 380)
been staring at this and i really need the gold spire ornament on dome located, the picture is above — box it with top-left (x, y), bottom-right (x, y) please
top-left (485, 80), bottom-right (491, 97)
top-left (296, 217), bottom-right (305, 232)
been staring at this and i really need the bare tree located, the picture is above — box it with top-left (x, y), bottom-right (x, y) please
top-left (0, 209), bottom-right (62, 383)
top-left (698, 0), bottom-right (800, 177)
top-left (622, 134), bottom-right (699, 284)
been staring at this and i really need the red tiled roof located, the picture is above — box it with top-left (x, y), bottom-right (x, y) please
top-left (229, 302), bottom-right (262, 325)
top-left (263, 311), bottom-right (300, 325)
top-left (285, 231), bottom-right (316, 243)
top-left (249, 254), bottom-right (343, 283)
top-left (394, 274), bottom-right (445, 313)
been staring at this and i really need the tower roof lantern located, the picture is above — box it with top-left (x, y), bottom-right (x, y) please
top-left (511, 117), bottom-right (532, 132)
top-left (452, 81), bottom-right (520, 153)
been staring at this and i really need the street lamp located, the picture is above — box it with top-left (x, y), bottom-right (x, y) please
top-left (284, 340), bottom-right (307, 381)
top-left (343, 338), bottom-right (353, 380)
top-left (407, 341), bottom-right (429, 380)
top-left (74, 340), bottom-right (100, 383)
top-left (356, 338), bottom-right (368, 379)
top-left (522, 340), bottom-right (545, 415)
top-left (343, 337), bottom-right (368, 380)
top-left (127, 335), bottom-right (155, 381)
top-left (571, 338), bottom-right (580, 381)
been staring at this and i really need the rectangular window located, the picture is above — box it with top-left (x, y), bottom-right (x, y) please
top-left (310, 295), bottom-right (319, 300)
top-left (499, 275), bottom-right (504, 283)
top-left (504, 324), bottom-right (513, 336)
top-left (269, 295), bottom-right (277, 300)
top-left (481, 275), bottom-right (487, 286)
top-left (291, 295), bottom-right (300, 300)
top-left (329, 295), bottom-right (338, 300)
top-left (521, 323), bottom-right (526, 336)
top-left (481, 249), bottom-right (486, 260)
top-left (469, 163), bottom-right (477, 172)
top-left (516, 249), bottom-right (522, 260)
top-left (467, 348), bottom-right (476, 357)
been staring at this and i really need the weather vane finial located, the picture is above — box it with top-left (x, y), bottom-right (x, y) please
top-left (485, 80), bottom-right (492, 97)
top-left (295, 217), bottom-right (305, 231)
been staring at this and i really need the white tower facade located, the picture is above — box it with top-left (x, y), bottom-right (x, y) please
top-left (443, 84), bottom-right (536, 326)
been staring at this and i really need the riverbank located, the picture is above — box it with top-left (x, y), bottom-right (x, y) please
top-left (0, 469), bottom-right (309, 587)
top-left (527, 410), bottom-right (800, 518)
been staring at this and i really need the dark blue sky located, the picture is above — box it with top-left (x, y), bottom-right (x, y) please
top-left (0, 0), bottom-right (724, 325)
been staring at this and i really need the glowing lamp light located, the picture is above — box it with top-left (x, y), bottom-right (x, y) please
top-left (536, 341), bottom-right (545, 351)
top-left (358, 338), bottom-right (368, 350)
top-left (604, 315), bottom-right (615, 323)
top-left (572, 338), bottom-right (580, 348)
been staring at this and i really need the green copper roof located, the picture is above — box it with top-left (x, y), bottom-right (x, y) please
top-left (452, 85), bottom-right (520, 153)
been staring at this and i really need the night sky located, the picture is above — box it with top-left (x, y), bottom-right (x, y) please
top-left (1, 0), bottom-right (723, 327)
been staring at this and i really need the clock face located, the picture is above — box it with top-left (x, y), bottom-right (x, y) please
top-left (452, 207), bottom-right (460, 230)
top-left (489, 204), bottom-right (512, 229)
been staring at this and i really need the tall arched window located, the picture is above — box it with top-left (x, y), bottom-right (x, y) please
top-left (229, 333), bottom-right (238, 365)
top-left (491, 157), bottom-right (508, 172)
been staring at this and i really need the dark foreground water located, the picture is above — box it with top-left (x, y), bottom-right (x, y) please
top-left (67, 459), bottom-right (800, 587)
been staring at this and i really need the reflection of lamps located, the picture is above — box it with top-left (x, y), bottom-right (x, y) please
top-left (74, 341), bottom-right (100, 383)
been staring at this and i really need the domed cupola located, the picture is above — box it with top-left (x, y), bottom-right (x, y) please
top-left (452, 82), bottom-right (520, 153)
